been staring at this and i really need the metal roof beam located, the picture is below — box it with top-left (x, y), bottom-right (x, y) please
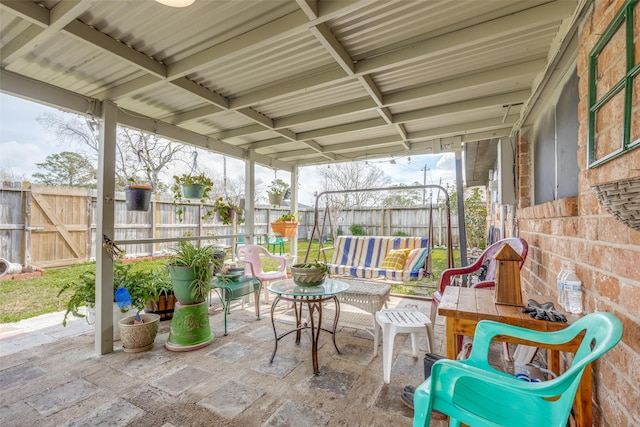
top-left (1, 0), bottom-right (95, 66)
top-left (298, 117), bottom-right (389, 140)
top-left (242, 137), bottom-right (292, 150)
top-left (394, 90), bottom-right (530, 123)
top-left (163, 105), bottom-right (224, 125)
top-left (355, 1), bottom-right (576, 75)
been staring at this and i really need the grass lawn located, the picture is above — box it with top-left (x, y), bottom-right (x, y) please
top-left (0, 241), bottom-right (459, 323)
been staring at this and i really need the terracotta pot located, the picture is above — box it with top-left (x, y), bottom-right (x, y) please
top-left (270, 221), bottom-right (298, 237)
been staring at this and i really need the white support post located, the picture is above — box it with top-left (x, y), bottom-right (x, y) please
top-left (244, 151), bottom-right (256, 244)
top-left (290, 166), bottom-right (299, 258)
top-left (95, 101), bottom-right (118, 355)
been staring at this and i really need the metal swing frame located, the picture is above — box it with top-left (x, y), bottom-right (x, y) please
top-left (303, 184), bottom-right (455, 275)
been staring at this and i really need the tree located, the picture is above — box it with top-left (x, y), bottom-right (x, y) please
top-left (36, 113), bottom-right (185, 190)
top-left (32, 151), bottom-right (97, 187)
top-left (317, 162), bottom-right (390, 210)
top-left (449, 186), bottom-right (488, 249)
top-left (382, 182), bottom-right (423, 206)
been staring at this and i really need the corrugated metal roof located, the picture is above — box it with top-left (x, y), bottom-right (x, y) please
top-left (0, 0), bottom-right (581, 183)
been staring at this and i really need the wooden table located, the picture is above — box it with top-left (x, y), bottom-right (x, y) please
top-left (438, 286), bottom-right (590, 427)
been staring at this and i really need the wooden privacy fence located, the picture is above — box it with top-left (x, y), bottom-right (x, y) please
top-left (0, 182), bottom-right (459, 269)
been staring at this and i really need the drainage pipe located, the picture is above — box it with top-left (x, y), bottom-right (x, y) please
top-left (0, 258), bottom-right (22, 276)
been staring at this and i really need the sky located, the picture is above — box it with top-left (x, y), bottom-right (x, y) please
top-left (0, 93), bottom-right (456, 206)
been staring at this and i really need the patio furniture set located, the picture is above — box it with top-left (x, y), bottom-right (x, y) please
top-left (216, 238), bottom-right (621, 427)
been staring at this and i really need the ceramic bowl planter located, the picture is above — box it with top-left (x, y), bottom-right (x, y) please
top-left (291, 262), bottom-right (328, 287)
top-left (125, 185), bottom-right (153, 211)
top-left (118, 313), bottom-right (161, 352)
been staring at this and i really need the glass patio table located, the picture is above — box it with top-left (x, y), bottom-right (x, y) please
top-left (267, 278), bottom-right (349, 374)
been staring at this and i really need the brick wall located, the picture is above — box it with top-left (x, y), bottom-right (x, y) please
top-left (509, 1), bottom-right (640, 425)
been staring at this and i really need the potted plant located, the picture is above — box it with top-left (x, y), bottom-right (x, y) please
top-left (167, 240), bottom-right (218, 304)
top-left (165, 240), bottom-right (217, 351)
top-left (57, 263), bottom-right (161, 343)
top-left (267, 178), bottom-right (289, 206)
top-left (291, 260), bottom-right (329, 286)
top-left (144, 270), bottom-right (176, 320)
top-left (124, 177), bottom-right (153, 212)
top-left (113, 265), bottom-right (162, 352)
top-left (211, 248), bottom-right (226, 275)
top-left (171, 172), bottom-right (214, 221)
top-left (270, 212), bottom-right (299, 237)
top-left (213, 197), bottom-right (245, 225)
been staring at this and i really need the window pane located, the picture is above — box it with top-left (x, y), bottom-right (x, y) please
top-left (594, 89), bottom-right (625, 161)
top-left (631, 73), bottom-right (640, 144)
top-left (635, 1), bottom-right (639, 66)
top-left (596, 22), bottom-right (626, 99)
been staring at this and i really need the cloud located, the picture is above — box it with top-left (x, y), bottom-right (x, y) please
top-left (0, 140), bottom-right (55, 178)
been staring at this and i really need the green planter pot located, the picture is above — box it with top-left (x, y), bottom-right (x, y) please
top-left (182, 183), bottom-right (205, 199)
top-left (165, 301), bottom-right (214, 351)
top-left (168, 265), bottom-right (205, 305)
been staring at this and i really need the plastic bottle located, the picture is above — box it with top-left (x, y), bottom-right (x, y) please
top-left (556, 263), bottom-right (567, 310)
top-left (564, 267), bottom-right (583, 314)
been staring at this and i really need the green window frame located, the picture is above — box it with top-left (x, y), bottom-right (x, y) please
top-left (588, 0), bottom-right (639, 168)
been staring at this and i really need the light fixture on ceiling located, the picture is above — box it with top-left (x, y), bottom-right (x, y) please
top-left (155, 0), bottom-right (195, 7)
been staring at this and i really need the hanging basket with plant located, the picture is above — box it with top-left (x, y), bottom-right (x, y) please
top-left (171, 172), bottom-right (214, 221)
top-left (267, 178), bottom-right (289, 206)
top-left (124, 177), bottom-right (153, 212)
top-left (214, 197), bottom-right (245, 225)
top-left (270, 213), bottom-right (299, 237)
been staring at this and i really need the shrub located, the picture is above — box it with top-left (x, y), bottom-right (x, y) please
top-left (349, 224), bottom-right (366, 235)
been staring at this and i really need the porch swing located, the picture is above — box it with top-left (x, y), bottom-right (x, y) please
top-left (303, 184), bottom-right (454, 284)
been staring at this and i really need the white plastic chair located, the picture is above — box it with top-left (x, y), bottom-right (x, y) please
top-left (236, 245), bottom-right (287, 303)
top-left (375, 308), bottom-right (434, 384)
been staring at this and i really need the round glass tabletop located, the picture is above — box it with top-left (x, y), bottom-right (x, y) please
top-left (267, 278), bottom-right (349, 297)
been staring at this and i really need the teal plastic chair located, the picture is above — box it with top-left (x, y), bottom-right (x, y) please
top-left (267, 234), bottom-right (285, 255)
top-left (413, 312), bottom-right (622, 427)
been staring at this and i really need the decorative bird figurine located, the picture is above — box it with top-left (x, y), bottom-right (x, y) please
top-left (115, 287), bottom-right (143, 324)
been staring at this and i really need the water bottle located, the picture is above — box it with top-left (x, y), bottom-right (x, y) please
top-left (564, 267), bottom-right (583, 314)
top-left (556, 263), bottom-right (567, 310)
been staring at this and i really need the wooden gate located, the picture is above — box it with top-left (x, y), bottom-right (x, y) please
top-left (27, 185), bottom-right (91, 268)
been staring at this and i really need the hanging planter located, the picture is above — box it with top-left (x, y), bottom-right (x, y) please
top-left (268, 193), bottom-right (283, 205)
top-left (182, 183), bottom-right (205, 199)
top-left (271, 213), bottom-right (299, 237)
top-left (171, 172), bottom-right (214, 221)
top-left (267, 178), bottom-right (289, 206)
top-left (213, 197), bottom-right (244, 225)
top-left (125, 185), bottom-right (153, 211)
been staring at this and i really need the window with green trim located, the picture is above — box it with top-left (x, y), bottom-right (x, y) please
top-left (588, 0), bottom-right (639, 168)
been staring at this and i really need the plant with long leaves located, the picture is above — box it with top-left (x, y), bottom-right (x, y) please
top-left (169, 240), bottom-right (218, 301)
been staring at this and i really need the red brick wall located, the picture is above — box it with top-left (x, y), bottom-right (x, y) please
top-left (512, 1), bottom-right (640, 425)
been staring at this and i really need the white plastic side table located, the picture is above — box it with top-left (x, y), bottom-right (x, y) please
top-left (375, 308), bottom-right (434, 384)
